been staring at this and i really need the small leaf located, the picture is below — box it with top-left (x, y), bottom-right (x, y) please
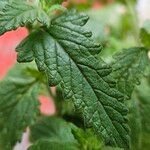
top-left (113, 47), bottom-right (149, 98)
top-left (140, 20), bottom-right (150, 47)
top-left (72, 127), bottom-right (103, 150)
top-left (17, 11), bottom-right (129, 148)
top-left (0, 1), bottom-right (50, 35)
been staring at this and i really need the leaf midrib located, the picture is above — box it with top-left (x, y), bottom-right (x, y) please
top-left (47, 32), bottom-right (126, 146)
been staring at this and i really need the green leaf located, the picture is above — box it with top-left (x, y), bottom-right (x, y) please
top-left (48, 4), bottom-right (66, 13)
top-left (140, 20), bottom-right (150, 47)
top-left (16, 10), bottom-right (129, 148)
top-left (0, 0), bottom-right (8, 12)
top-left (0, 1), bottom-right (50, 35)
top-left (113, 47), bottom-right (149, 98)
top-left (28, 139), bottom-right (79, 150)
top-left (72, 127), bottom-right (103, 150)
top-left (128, 99), bottom-right (142, 150)
top-left (30, 116), bottom-right (77, 143)
top-left (137, 78), bottom-right (150, 149)
top-left (128, 77), bottom-right (150, 150)
top-left (29, 116), bottom-right (79, 150)
top-left (0, 64), bottom-right (40, 149)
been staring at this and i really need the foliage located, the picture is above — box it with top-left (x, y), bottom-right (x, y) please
top-left (0, 64), bottom-right (41, 149)
top-left (112, 47), bottom-right (149, 98)
top-left (0, 0), bottom-right (149, 150)
top-left (29, 116), bottom-right (79, 150)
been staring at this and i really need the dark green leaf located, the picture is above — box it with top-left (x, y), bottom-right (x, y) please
top-left (0, 1), bottom-right (50, 35)
top-left (16, 10), bottom-right (129, 148)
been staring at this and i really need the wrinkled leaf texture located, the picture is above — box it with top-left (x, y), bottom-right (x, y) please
top-left (16, 10), bottom-right (129, 148)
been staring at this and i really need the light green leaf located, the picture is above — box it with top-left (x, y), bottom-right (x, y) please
top-left (113, 47), bottom-right (149, 98)
top-left (0, 64), bottom-right (40, 149)
top-left (16, 11), bottom-right (129, 148)
top-left (140, 20), bottom-right (150, 47)
top-left (48, 4), bottom-right (66, 13)
top-left (72, 127), bottom-right (103, 150)
top-left (0, 1), bottom-right (50, 35)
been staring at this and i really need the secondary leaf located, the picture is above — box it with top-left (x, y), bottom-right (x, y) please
top-left (137, 78), bottom-right (150, 149)
top-left (29, 116), bottom-right (79, 150)
top-left (0, 64), bottom-right (40, 149)
top-left (30, 116), bottom-right (77, 143)
top-left (28, 139), bottom-right (79, 150)
top-left (72, 127), bottom-right (103, 150)
top-left (140, 20), bottom-right (150, 47)
top-left (16, 10), bottom-right (129, 148)
top-left (112, 47), bottom-right (149, 98)
top-left (0, 1), bottom-right (50, 35)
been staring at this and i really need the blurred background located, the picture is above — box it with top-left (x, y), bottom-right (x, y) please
top-left (0, 0), bottom-right (150, 149)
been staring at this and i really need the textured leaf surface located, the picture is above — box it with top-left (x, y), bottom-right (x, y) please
top-left (0, 0), bottom-right (8, 12)
top-left (16, 11), bottom-right (129, 148)
top-left (29, 116), bottom-right (79, 150)
top-left (0, 64), bottom-right (40, 149)
top-left (113, 47), bottom-right (149, 98)
top-left (0, 1), bottom-right (50, 35)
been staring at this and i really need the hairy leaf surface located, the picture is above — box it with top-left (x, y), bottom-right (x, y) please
top-left (113, 47), bottom-right (149, 98)
top-left (0, 1), bottom-right (50, 35)
top-left (16, 11), bottom-right (129, 148)
top-left (0, 64), bottom-right (40, 149)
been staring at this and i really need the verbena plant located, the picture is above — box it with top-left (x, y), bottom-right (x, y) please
top-left (0, 0), bottom-right (149, 150)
